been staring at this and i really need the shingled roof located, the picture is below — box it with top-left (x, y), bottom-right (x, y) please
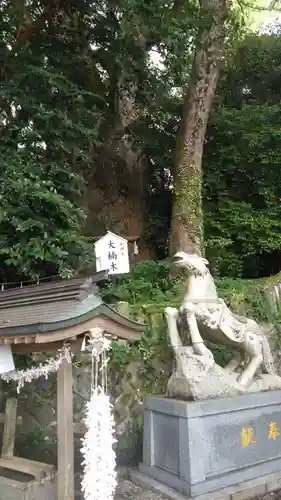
top-left (0, 272), bottom-right (144, 341)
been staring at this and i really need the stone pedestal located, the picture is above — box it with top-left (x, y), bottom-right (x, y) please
top-left (140, 391), bottom-right (281, 497)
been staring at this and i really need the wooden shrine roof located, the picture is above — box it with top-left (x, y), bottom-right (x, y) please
top-left (0, 272), bottom-right (144, 344)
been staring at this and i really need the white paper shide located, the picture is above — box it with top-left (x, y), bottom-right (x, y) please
top-left (81, 330), bottom-right (117, 500)
top-left (94, 231), bottom-right (130, 275)
top-left (0, 345), bottom-right (15, 375)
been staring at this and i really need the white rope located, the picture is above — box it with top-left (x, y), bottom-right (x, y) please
top-left (1, 345), bottom-right (72, 393)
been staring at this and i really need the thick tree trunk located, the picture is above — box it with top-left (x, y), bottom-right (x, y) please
top-left (170, 0), bottom-right (227, 256)
top-left (83, 72), bottom-right (153, 261)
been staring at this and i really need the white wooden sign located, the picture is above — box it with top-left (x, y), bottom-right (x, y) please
top-left (94, 231), bottom-right (130, 275)
top-left (0, 345), bottom-right (15, 375)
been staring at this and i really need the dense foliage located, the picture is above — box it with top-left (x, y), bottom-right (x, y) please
top-left (204, 34), bottom-right (281, 277)
top-left (0, 0), bottom-right (197, 281)
top-left (101, 260), bottom-right (271, 320)
top-left (146, 33), bottom-right (281, 278)
top-left (1, 1), bottom-right (281, 281)
top-left (0, 1), bottom-right (100, 281)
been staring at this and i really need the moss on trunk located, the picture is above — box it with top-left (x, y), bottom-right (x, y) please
top-left (170, 0), bottom-right (227, 256)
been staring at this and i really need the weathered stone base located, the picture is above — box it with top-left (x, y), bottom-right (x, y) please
top-left (131, 468), bottom-right (281, 500)
top-left (141, 392), bottom-right (281, 497)
top-left (0, 469), bottom-right (57, 500)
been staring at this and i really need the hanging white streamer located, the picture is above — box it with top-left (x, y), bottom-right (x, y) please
top-left (81, 332), bottom-right (117, 500)
top-left (81, 389), bottom-right (117, 500)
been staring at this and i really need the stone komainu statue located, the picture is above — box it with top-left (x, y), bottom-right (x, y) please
top-left (164, 252), bottom-right (280, 400)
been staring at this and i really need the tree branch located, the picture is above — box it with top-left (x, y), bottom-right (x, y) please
top-left (9, 0), bottom-right (63, 56)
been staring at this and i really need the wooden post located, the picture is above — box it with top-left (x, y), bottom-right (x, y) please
top-left (57, 358), bottom-right (74, 500)
top-left (1, 398), bottom-right (20, 457)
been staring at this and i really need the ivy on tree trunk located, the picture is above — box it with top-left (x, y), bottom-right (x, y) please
top-left (170, 0), bottom-right (227, 256)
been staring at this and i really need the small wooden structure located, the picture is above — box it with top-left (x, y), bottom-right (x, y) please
top-left (0, 397), bottom-right (55, 477)
top-left (0, 272), bottom-right (144, 500)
